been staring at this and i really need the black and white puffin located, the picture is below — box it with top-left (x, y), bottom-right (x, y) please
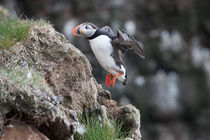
top-left (72, 22), bottom-right (145, 88)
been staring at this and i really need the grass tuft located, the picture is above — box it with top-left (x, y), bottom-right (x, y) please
top-left (0, 15), bottom-right (48, 49)
top-left (75, 114), bottom-right (130, 140)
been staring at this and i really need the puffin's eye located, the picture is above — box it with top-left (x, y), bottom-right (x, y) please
top-left (85, 25), bottom-right (89, 29)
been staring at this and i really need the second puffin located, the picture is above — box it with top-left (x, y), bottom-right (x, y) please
top-left (72, 22), bottom-right (145, 88)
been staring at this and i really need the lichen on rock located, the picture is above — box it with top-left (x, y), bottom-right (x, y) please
top-left (0, 22), bottom-right (141, 140)
top-left (0, 6), bottom-right (9, 17)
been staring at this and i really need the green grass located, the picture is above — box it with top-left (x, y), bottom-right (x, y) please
top-left (0, 15), bottom-right (47, 49)
top-left (75, 115), bottom-right (130, 140)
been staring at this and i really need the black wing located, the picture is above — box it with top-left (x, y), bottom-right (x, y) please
top-left (101, 26), bottom-right (125, 68)
top-left (111, 29), bottom-right (145, 59)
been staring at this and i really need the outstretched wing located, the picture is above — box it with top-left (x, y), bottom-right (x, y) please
top-left (111, 29), bottom-right (145, 59)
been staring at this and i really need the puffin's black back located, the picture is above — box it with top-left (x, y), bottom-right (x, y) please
top-left (86, 26), bottom-right (116, 40)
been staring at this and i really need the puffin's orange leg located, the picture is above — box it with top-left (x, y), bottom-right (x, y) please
top-left (106, 74), bottom-right (113, 88)
top-left (111, 73), bottom-right (123, 87)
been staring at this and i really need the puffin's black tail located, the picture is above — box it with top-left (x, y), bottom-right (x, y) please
top-left (123, 73), bottom-right (127, 86)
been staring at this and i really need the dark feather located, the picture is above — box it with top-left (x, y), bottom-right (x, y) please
top-left (111, 30), bottom-right (145, 59)
top-left (111, 47), bottom-right (125, 68)
top-left (87, 26), bottom-right (115, 40)
top-left (99, 26), bottom-right (126, 69)
top-left (101, 26), bottom-right (115, 36)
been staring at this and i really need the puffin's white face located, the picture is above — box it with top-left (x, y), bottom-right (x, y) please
top-left (72, 23), bottom-right (97, 38)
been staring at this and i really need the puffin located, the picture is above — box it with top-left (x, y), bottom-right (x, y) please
top-left (72, 22), bottom-right (145, 88)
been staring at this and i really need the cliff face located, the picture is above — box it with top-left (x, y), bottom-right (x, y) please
top-left (0, 24), bottom-right (141, 140)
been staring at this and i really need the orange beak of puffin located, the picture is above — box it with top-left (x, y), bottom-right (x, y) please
top-left (72, 25), bottom-right (82, 36)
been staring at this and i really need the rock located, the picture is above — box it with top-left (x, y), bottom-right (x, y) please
top-left (114, 105), bottom-right (141, 140)
top-left (84, 105), bottom-right (111, 125)
top-left (0, 23), bottom-right (141, 140)
top-left (0, 6), bottom-right (9, 17)
top-left (0, 122), bottom-right (49, 140)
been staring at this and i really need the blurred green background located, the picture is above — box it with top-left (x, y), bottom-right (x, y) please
top-left (1, 0), bottom-right (210, 139)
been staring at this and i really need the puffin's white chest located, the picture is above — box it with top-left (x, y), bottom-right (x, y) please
top-left (89, 35), bottom-right (115, 71)
top-left (89, 35), bottom-right (126, 82)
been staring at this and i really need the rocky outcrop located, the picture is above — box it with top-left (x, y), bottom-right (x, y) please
top-left (1, 122), bottom-right (49, 140)
top-left (0, 24), bottom-right (141, 140)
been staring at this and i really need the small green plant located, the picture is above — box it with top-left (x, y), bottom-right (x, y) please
top-left (0, 15), bottom-right (47, 49)
top-left (75, 114), bottom-right (130, 140)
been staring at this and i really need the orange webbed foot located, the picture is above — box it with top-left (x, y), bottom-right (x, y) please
top-left (111, 73), bottom-right (123, 87)
top-left (106, 74), bottom-right (113, 88)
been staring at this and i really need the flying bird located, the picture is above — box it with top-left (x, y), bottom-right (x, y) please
top-left (72, 22), bottom-right (145, 88)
